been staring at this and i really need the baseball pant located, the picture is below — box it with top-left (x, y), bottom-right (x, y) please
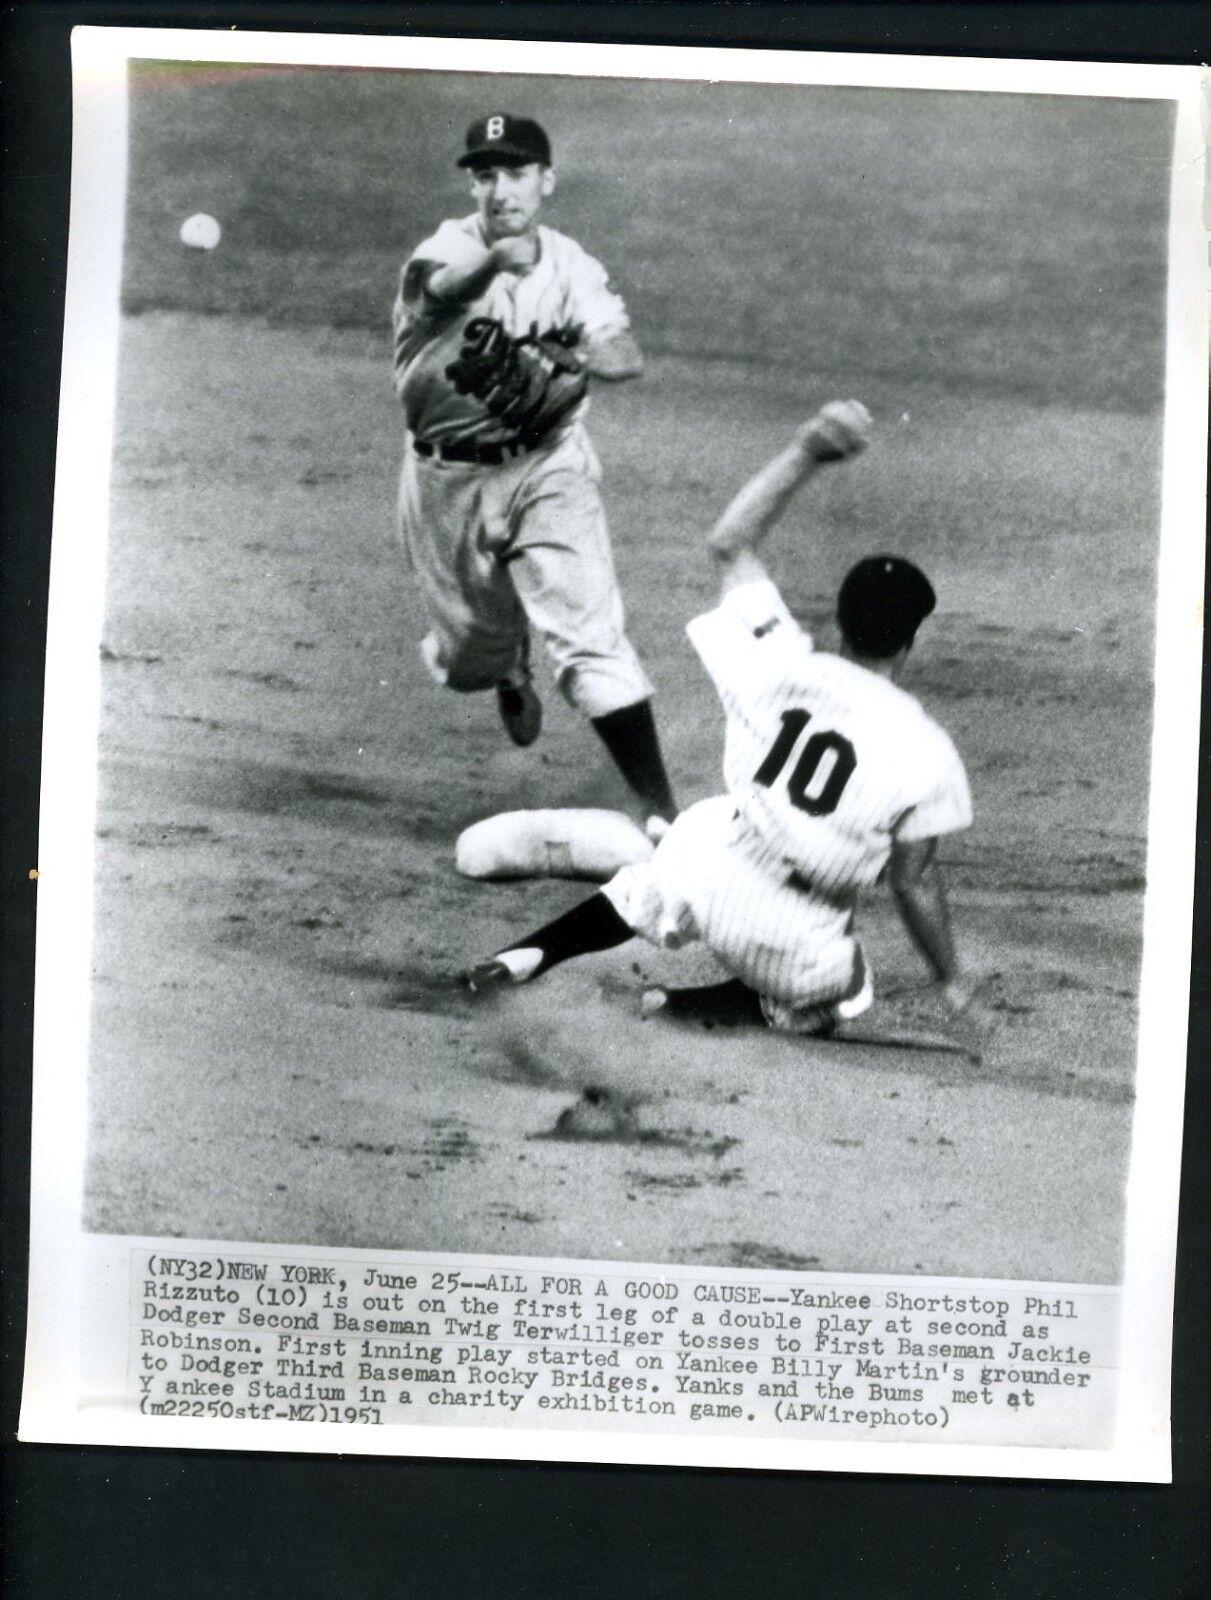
top-left (398, 425), bottom-right (652, 719)
top-left (602, 796), bottom-right (873, 1030)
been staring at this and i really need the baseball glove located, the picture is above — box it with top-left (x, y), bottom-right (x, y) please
top-left (445, 317), bottom-right (589, 441)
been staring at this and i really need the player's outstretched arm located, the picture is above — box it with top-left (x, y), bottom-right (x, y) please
top-left (707, 400), bottom-right (872, 594)
top-left (423, 233), bottom-right (539, 304)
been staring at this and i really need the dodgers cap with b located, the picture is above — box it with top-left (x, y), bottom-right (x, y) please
top-left (837, 555), bottom-right (936, 659)
top-left (458, 114), bottom-right (552, 169)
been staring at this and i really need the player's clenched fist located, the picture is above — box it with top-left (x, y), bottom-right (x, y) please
top-left (490, 234), bottom-right (541, 273)
top-left (799, 400), bottom-right (873, 462)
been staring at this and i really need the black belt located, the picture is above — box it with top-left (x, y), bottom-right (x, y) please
top-left (412, 434), bottom-right (544, 466)
top-left (788, 868), bottom-right (857, 916)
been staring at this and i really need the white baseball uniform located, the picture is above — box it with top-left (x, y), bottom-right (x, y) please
top-left (393, 214), bottom-right (651, 717)
top-left (604, 577), bottom-right (972, 1029)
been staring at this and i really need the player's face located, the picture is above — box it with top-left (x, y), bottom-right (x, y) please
top-left (469, 162), bottom-right (555, 239)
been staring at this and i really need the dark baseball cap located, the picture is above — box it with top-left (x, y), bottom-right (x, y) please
top-left (837, 555), bottom-right (936, 658)
top-left (457, 114), bottom-right (552, 169)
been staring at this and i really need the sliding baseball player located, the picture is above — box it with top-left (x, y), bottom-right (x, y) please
top-left (468, 401), bottom-right (981, 1042)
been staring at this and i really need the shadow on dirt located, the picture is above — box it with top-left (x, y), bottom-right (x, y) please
top-left (703, 1241), bottom-right (823, 1272)
top-left (180, 756), bottom-right (477, 844)
top-left (308, 951), bottom-right (471, 1017)
top-left (532, 1086), bottom-right (747, 1153)
top-left (300, 1116), bottom-right (482, 1172)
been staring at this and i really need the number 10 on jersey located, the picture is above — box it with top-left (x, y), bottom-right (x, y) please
top-left (753, 710), bottom-right (857, 816)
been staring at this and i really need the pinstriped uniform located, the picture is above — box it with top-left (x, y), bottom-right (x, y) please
top-left (604, 579), bottom-right (972, 1029)
top-left (392, 215), bottom-right (650, 718)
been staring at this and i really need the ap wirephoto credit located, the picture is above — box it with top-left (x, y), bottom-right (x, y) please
top-left (19, 30), bottom-right (1207, 1480)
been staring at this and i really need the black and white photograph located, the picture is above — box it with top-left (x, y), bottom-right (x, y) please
top-left (18, 28), bottom-right (1206, 1479)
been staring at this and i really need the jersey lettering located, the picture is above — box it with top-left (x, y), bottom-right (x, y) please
top-left (394, 219), bottom-right (629, 437)
top-left (754, 709), bottom-right (857, 818)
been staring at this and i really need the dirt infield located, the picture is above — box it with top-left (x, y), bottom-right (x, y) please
top-left (84, 307), bottom-right (1155, 1282)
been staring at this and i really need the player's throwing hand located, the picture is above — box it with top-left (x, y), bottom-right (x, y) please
top-left (799, 399), bottom-right (874, 463)
top-left (489, 234), bottom-right (541, 273)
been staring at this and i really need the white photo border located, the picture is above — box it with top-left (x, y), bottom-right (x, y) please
top-left (19, 26), bottom-right (1209, 1482)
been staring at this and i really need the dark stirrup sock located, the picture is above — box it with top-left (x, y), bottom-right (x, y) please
top-left (654, 978), bottom-right (767, 1027)
top-left (590, 699), bottom-right (678, 822)
top-left (499, 891), bottom-right (634, 979)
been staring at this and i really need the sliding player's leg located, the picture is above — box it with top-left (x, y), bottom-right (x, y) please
top-left (464, 797), bottom-right (722, 992)
top-left (466, 890), bottom-right (634, 991)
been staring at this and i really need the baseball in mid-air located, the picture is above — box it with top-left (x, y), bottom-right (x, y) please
top-left (179, 212), bottom-right (221, 251)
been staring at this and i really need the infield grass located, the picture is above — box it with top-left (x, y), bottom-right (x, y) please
top-left (122, 64), bottom-right (1172, 412)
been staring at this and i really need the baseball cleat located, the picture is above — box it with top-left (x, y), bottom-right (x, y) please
top-left (466, 946), bottom-right (546, 993)
top-left (466, 959), bottom-right (513, 994)
top-left (496, 678), bottom-right (543, 747)
top-left (759, 996), bottom-right (840, 1038)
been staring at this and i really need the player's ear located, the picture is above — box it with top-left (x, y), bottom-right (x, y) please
top-left (541, 166), bottom-right (556, 199)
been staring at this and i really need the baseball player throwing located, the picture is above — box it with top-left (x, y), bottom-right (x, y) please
top-left (392, 113), bottom-right (677, 821)
top-left (467, 400), bottom-right (980, 1039)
